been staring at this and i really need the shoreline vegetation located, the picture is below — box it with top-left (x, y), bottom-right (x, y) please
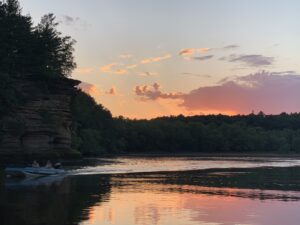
top-left (100, 152), bottom-right (300, 158)
top-left (1, 0), bottom-right (300, 162)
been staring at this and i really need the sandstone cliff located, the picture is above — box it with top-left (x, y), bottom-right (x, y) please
top-left (0, 75), bottom-right (80, 159)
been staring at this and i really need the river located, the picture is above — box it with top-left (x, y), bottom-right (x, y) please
top-left (1, 156), bottom-right (300, 225)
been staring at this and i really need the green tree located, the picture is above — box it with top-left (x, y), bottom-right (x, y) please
top-left (34, 14), bottom-right (76, 77)
top-left (0, 0), bottom-right (76, 77)
top-left (0, 0), bottom-right (33, 76)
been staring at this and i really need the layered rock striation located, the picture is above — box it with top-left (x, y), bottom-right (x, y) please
top-left (0, 75), bottom-right (80, 158)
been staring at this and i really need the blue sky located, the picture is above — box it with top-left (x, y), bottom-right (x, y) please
top-left (19, 0), bottom-right (300, 118)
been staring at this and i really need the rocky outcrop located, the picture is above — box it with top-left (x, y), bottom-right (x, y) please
top-left (0, 75), bottom-right (80, 158)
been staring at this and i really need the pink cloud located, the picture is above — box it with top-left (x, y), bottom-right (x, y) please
top-left (140, 54), bottom-right (172, 64)
top-left (134, 71), bottom-right (300, 115)
top-left (77, 82), bottom-right (100, 96)
top-left (100, 63), bottom-right (117, 72)
top-left (182, 71), bottom-right (300, 114)
top-left (135, 83), bottom-right (183, 101)
top-left (100, 63), bottom-right (128, 75)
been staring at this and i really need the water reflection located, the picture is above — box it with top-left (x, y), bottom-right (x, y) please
top-left (72, 156), bottom-right (300, 175)
top-left (0, 160), bottom-right (300, 225)
top-left (0, 175), bottom-right (111, 225)
top-left (81, 167), bottom-right (300, 225)
top-left (83, 182), bottom-right (300, 225)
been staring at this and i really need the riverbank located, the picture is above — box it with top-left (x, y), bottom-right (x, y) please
top-left (112, 152), bottom-right (300, 158)
top-left (1, 151), bottom-right (300, 165)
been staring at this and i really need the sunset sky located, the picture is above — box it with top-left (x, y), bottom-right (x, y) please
top-left (19, 0), bottom-right (300, 118)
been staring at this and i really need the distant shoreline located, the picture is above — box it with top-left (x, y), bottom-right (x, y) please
top-left (1, 152), bottom-right (300, 165)
top-left (98, 152), bottom-right (300, 158)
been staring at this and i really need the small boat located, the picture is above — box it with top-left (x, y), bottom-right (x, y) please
top-left (5, 167), bottom-right (66, 178)
top-left (5, 174), bottom-right (66, 188)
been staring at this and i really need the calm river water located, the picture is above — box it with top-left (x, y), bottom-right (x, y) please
top-left (1, 156), bottom-right (300, 225)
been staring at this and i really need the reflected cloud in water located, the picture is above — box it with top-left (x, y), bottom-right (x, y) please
top-left (82, 179), bottom-right (300, 225)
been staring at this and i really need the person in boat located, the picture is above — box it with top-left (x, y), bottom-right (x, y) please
top-left (45, 160), bottom-right (53, 168)
top-left (54, 161), bottom-right (62, 169)
top-left (32, 160), bottom-right (40, 168)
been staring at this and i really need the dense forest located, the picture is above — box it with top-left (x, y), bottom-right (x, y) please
top-left (76, 109), bottom-right (300, 155)
top-left (1, 0), bottom-right (300, 158)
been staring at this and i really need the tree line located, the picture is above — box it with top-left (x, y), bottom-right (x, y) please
top-left (73, 105), bottom-right (300, 155)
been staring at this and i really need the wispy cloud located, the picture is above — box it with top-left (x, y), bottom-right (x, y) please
top-left (225, 54), bottom-right (275, 67)
top-left (181, 73), bottom-right (212, 78)
top-left (223, 44), bottom-right (239, 50)
top-left (137, 72), bottom-right (159, 76)
top-left (126, 64), bottom-right (137, 69)
top-left (100, 53), bottom-right (171, 76)
top-left (179, 45), bottom-right (238, 57)
top-left (119, 54), bottom-right (133, 59)
top-left (140, 54), bottom-right (172, 64)
top-left (60, 15), bottom-right (89, 29)
top-left (179, 48), bottom-right (213, 62)
top-left (100, 63), bottom-right (128, 75)
top-left (113, 69), bottom-right (128, 75)
top-left (179, 48), bottom-right (210, 56)
top-left (178, 45), bottom-right (240, 61)
top-left (100, 63), bottom-right (117, 73)
top-left (61, 15), bottom-right (80, 25)
top-left (192, 55), bottom-right (214, 61)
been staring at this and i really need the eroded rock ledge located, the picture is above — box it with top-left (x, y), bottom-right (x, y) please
top-left (0, 75), bottom-right (80, 159)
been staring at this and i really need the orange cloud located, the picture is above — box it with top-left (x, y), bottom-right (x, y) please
top-left (100, 63), bottom-right (117, 73)
top-left (77, 82), bottom-right (100, 96)
top-left (126, 64), bottom-right (137, 69)
top-left (106, 86), bottom-right (117, 95)
top-left (100, 53), bottom-right (171, 77)
top-left (179, 48), bottom-right (210, 56)
top-left (100, 63), bottom-right (128, 75)
top-left (74, 67), bottom-right (95, 74)
top-left (113, 69), bottom-right (127, 75)
top-left (140, 54), bottom-right (172, 64)
top-left (135, 83), bottom-right (183, 101)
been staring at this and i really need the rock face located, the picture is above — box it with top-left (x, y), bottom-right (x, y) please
top-left (0, 75), bottom-right (80, 158)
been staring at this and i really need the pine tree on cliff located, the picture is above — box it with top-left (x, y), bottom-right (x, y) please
top-left (0, 0), bottom-right (76, 78)
top-left (34, 14), bottom-right (76, 78)
top-left (0, 0), bottom-right (33, 76)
